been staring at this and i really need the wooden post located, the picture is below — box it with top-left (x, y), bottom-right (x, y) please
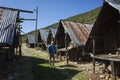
top-left (56, 40), bottom-right (59, 58)
top-left (76, 46), bottom-right (79, 61)
top-left (65, 32), bottom-right (69, 64)
top-left (19, 25), bottom-right (22, 57)
top-left (60, 52), bottom-right (62, 61)
top-left (111, 61), bottom-right (116, 80)
top-left (82, 46), bottom-right (85, 56)
top-left (35, 6), bottom-right (38, 48)
top-left (19, 45), bottom-right (22, 56)
top-left (93, 37), bottom-right (95, 74)
top-left (51, 35), bottom-right (52, 44)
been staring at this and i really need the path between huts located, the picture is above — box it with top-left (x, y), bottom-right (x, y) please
top-left (3, 44), bottom-right (111, 80)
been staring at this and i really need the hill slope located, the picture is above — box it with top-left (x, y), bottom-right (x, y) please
top-left (45, 7), bottom-right (101, 29)
top-left (67, 7), bottom-right (101, 24)
top-left (22, 7), bottom-right (101, 42)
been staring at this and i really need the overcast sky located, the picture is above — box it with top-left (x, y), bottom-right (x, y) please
top-left (0, 0), bottom-right (103, 34)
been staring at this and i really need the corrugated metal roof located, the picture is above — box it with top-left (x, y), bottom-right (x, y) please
top-left (61, 20), bottom-right (93, 46)
top-left (0, 8), bottom-right (18, 46)
top-left (27, 35), bottom-right (35, 44)
top-left (39, 29), bottom-right (49, 42)
top-left (50, 28), bottom-right (57, 38)
top-left (106, 0), bottom-right (120, 11)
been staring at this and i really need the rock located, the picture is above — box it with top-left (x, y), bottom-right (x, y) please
top-left (99, 65), bottom-right (103, 69)
top-left (80, 65), bottom-right (84, 67)
top-left (100, 74), bottom-right (105, 79)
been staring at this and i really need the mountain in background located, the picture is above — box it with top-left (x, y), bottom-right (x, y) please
top-left (22, 7), bottom-right (101, 42)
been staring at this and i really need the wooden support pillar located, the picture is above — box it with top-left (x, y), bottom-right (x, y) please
top-left (82, 46), bottom-right (85, 56)
top-left (35, 7), bottom-right (38, 48)
top-left (66, 51), bottom-right (69, 64)
top-left (111, 61), bottom-right (116, 80)
top-left (19, 26), bottom-right (22, 57)
top-left (76, 46), bottom-right (79, 61)
top-left (60, 52), bottom-right (62, 61)
top-left (93, 37), bottom-right (95, 74)
top-left (51, 35), bottom-right (54, 43)
top-left (19, 45), bottom-right (22, 56)
top-left (56, 40), bottom-right (59, 58)
top-left (65, 32), bottom-right (69, 65)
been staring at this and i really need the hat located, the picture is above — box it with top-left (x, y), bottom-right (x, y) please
top-left (51, 41), bottom-right (54, 44)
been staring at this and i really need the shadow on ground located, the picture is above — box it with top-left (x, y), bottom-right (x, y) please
top-left (59, 64), bottom-right (78, 68)
top-left (0, 55), bottom-right (82, 80)
top-left (28, 56), bottom-right (81, 80)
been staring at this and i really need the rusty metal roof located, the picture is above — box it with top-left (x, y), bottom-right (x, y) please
top-left (0, 8), bottom-right (18, 46)
top-left (61, 20), bottom-right (93, 46)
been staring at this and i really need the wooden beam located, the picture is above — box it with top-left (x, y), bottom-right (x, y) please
top-left (111, 61), bottom-right (116, 80)
top-left (93, 37), bottom-right (95, 74)
top-left (19, 18), bottom-right (36, 21)
top-left (65, 32), bottom-right (69, 64)
top-left (0, 6), bottom-right (33, 13)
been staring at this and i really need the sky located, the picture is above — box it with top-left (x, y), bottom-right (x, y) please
top-left (0, 0), bottom-right (103, 34)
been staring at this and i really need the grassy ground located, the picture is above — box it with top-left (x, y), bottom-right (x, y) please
top-left (22, 44), bottom-right (88, 80)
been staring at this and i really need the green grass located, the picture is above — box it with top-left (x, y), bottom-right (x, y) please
top-left (66, 7), bottom-right (101, 24)
top-left (115, 0), bottom-right (120, 2)
top-left (30, 57), bottom-right (67, 80)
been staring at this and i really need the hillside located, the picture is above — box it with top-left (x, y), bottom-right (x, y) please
top-left (22, 7), bottom-right (101, 43)
top-left (115, 0), bottom-right (120, 2)
top-left (45, 7), bottom-right (101, 29)
top-left (67, 7), bottom-right (101, 24)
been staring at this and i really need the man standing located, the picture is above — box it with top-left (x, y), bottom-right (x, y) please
top-left (48, 41), bottom-right (56, 66)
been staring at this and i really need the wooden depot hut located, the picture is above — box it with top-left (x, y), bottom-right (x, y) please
top-left (26, 34), bottom-right (36, 48)
top-left (0, 6), bottom-right (33, 69)
top-left (85, 0), bottom-right (120, 79)
top-left (55, 20), bottom-right (93, 62)
top-left (38, 29), bottom-right (49, 50)
top-left (47, 28), bottom-right (58, 45)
